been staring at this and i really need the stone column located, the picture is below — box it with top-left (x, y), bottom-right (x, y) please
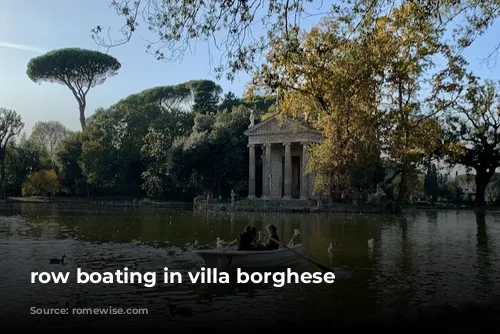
top-left (300, 142), bottom-right (309, 200)
top-left (261, 144), bottom-right (266, 198)
top-left (263, 143), bottom-right (272, 199)
top-left (283, 142), bottom-right (292, 199)
top-left (247, 144), bottom-right (256, 199)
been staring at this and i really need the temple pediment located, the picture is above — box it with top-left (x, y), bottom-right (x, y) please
top-left (244, 114), bottom-right (322, 144)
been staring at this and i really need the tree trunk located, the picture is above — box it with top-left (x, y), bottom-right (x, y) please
top-left (395, 170), bottom-right (407, 214)
top-left (79, 102), bottom-right (89, 197)
top-left (474, 170), bottom-right (494, 208)
top-left (79, 104), bottom-right (86, 131)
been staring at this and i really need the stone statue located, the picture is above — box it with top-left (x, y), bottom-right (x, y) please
top-left (230, 189), bottom-right (235, 208)
top-left (249, 110), bottom-right (255, 128)
top-left (366, 185), bottom-right (387, 206)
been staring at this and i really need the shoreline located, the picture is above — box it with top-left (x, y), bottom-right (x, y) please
top-left (4, 196), bottom-right (498, 213)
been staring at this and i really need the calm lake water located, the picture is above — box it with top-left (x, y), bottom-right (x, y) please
top-left (1, 204), bottom-right (499, 330)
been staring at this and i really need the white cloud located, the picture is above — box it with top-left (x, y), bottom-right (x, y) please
top-left (0, 41), bottom-right (46, 54)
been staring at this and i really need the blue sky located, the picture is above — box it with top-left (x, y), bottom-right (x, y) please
top-left (0, 0), bottom-right (260, 134)
top-left (0, 0), bottom-right (498, 136)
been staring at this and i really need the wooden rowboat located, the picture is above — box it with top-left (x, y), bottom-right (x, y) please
top-left (192, 244), bottom-right (305, 271)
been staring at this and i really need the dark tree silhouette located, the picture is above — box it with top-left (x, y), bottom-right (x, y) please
top-left (0, 108), bottom-right (24, 198)
top-left (445, 80), bottom-right (500, 208)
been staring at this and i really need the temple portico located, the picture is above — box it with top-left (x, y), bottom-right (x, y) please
top-left (244, 113), bottom-right (322, 200)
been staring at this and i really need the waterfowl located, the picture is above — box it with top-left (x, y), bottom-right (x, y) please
top-left (327, 243), bottom-right (333, 256)
top-left (368, 232), bottom-right (374, 248)
top-left (50, 255), bottom-right (66, 264)
top-left (61, 301), bottom-right (71, 320)
top-left (327, 240), bottom-right (339, 256)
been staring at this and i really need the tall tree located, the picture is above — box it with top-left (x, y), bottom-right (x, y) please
top-left (254, 2), bottom-right (445, 210)
top-left (445, 79), bottom-right (500, 208)
top-left (371, 3), bottom-right (445, 210)
top-left (29, 121), bottom-right (70, 158)
top-left (187, 80), bottom-right (222, 114)
top-left (254, 16), bottom-right (384, 199)
top-left (219, 91), bottom-right (239, 112)
top-left (424, 163), bottom-right (439, 203)
top-left (0, 109), bottom-right (24, 198)
top-left (26, 48), bottom-right (121, 130)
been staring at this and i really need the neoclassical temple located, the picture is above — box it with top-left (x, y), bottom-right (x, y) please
top-left (244, 113), bottom-right (322, 200)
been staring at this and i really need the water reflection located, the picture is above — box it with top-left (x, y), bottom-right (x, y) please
top-left (475, 213), bottom-right (494, 297)
top-left (1, 204), bottom-right (500, 330)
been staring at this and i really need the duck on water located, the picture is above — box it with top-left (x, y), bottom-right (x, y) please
top-left (50, 255), bottom-right (66, 264)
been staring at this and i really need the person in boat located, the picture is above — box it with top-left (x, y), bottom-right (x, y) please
top-left (265, 224), bottom-right (280, 250)
top-left (250, 226), bottom-right (261, 248)
top-left (229, 225), bottom-right (255, 251)
top-left (254, 224), bottom-right (280, 251)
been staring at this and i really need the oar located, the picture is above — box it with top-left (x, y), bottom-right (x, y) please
top-left (269, 237), bottom-right (333, 273)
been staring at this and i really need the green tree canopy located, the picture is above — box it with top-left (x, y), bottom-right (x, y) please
top-left (80, 83), bottom-right (195, 196)
top-left (26, 48), bottom-right (121, 130)
top-left (163, 106), bottom-right (251, 199)
top-left (186, 80), bottom-right (223, 114)
top-left (55, 132), bottom-right (86, 195)
top-left (5, 134), bottom-right (52, 196)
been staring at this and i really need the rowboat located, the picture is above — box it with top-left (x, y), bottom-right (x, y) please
top-left (192, 244), bottom-right (305, 271)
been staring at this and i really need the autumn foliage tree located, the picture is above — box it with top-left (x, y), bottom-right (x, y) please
top-left (21, 169), bottom-right (60, 197)
top-left (255, 20), bottom-right (383, 199)
top-left (254, 3), bottom-right (446, 210)
top-left (370, 3), bottom-right (445, 209)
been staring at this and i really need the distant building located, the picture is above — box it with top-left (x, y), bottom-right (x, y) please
top-left (244, 112), bottom-right (322, 200)
top-left (456, 175), bottom-right (476, 194)
top-left (455, 174), bottom-right (492, 203)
